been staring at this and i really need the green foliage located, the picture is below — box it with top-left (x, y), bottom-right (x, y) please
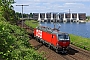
top-left (0, 6), bottom-right (6, 21)
top-left (0, 21), bottom-right (45, 60)
top-left (70, 34), bottom-right (90, 50)
top-left (0, 15), bottom-right (6, 21)
top-left (0, 0), bottom-right (45, 60)
top-left (86, 16), bottom-right (90, 20)
top-left (25, 20), bottom-right (39, 28)
top-left (15, 12), bottom-right (22, 19)
top-left (0, 0), bottom-right (18, 23)
top-left (30, 13), bottom-right (33, 18)
top-left (15, 12), bottom-right (30, 19)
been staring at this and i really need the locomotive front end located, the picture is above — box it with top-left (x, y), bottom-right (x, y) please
top-left (56, 33), bottom-right (70, 53)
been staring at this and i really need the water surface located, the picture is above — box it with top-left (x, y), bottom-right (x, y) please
top-left (41, 22), bottom-right (90, 38)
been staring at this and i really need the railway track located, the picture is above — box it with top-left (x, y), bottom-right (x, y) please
top-left (70, 44), bottom-right (90, 57)
top-left (17, 20), bottom-right (90, 60)
top-left (68, 45), bottom-right (90, 60)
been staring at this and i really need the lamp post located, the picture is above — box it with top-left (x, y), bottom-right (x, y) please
top-left (16, 5), bottom-right (29, 27)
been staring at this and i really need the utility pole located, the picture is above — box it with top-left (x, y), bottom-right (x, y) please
top-left (69, 9), bottom-right (70, 13)
top-left (16, 5), bottom-right (29, 27)
top-left (69, 9), bottom-right (70, 19)
top-left (69, 9), bottom-right (71, 18)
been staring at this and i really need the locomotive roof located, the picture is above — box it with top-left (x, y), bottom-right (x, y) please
top-left (36, 26), bottom-right (69, 35)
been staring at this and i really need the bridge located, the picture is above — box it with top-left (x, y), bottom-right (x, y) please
top-left (20, 13), bottom-right (86, 23)
top-left (34, 13), bottom-right (86, 23)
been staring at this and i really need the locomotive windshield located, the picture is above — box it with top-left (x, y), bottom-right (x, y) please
top-left (58, 34), bottom-right (69, 40)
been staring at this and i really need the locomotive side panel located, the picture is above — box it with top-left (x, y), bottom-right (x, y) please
top-left (51, 34), bottom-right (58, 47)
top-left (34, 29), bottom-right (42, 38)
top-left (42, 30), bottom-right (46, 41)
top-left (34, 29), bottom-right (36, 37)
top-left (35, 29), bottom-right (53, 45)
top-left (44, 32), bottom-right (52, 43)
top-left (36, 29), bottom-right (42, 38)
top-left (34, 28), bottom-right (58, 47)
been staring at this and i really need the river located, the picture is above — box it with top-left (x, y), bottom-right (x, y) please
top-left (40, 22), bottom-right (90, 38)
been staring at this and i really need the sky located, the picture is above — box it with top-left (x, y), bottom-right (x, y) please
top-left (13, 0), bottom-right (90, 16)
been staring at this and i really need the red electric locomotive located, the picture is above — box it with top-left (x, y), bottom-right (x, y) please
top-left (33, 25), bottom-right (70, 53)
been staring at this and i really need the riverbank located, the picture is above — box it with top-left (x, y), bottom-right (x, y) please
top-left (87, 20), bottom-right (90, 22)
top-left (70, 34), bottom-right (90, 50)
top-left (24, 20), bottom-right (38, 28)
top-left (25, 20), bottom-right (90, 51)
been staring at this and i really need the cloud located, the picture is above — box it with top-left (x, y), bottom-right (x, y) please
top-left (13, 0), bottom-right (90, 15)
top-left (30, 0), bottom-right (90, 3)
top-left (63, 3), bottom-right (85, 8)
top-left (14, 0), bottom-right (90, 4)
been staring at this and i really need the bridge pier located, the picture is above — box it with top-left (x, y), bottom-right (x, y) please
top-left (70, 13), bottom-right (73, 23)
top-left (63, 13), bottom-right (67, 23)
top-left (38, 13), bottom-right (41, 22)
top-left (36, 12), bottom-right (85, 23)
top-left (77, 13), bottom-right (79, 20)
top-left (44, 13), bottom-right (47, 22)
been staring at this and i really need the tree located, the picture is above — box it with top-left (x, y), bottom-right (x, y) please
top-left (30, 13), bottom-right (33, 18)
top-left (0, 0), bottom-right (17, 22)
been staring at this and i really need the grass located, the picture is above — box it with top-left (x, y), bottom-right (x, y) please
top-left (25, 20), bottom-right (90, 51)
top-left (24, 20), bottom-right (39, 28)
top-left (70, 34), bottom-right (90, 50)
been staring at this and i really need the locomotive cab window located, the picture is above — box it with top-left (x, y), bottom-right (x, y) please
top-left (58, 34), bottom-right (69, 40)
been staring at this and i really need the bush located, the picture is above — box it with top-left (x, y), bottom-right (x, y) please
top-left (0, 21), bottom-right (45, 60)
